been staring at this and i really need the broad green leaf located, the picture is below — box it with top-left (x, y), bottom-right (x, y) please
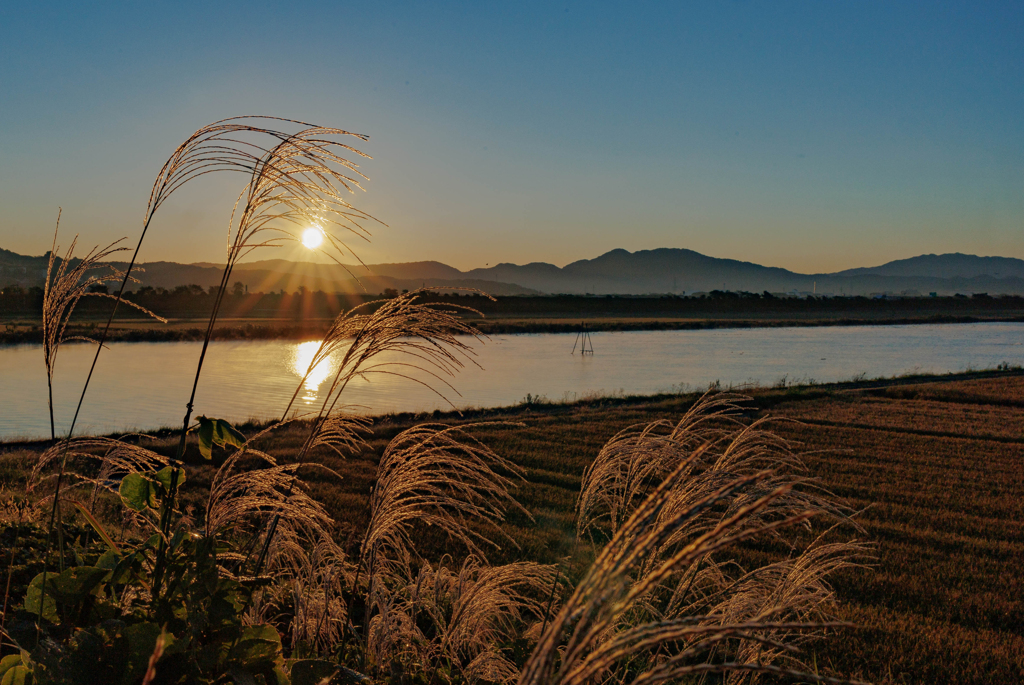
top-left (197, 416), bottom-right (246, 460)
top-left (51, 566), bottom-right (109, 602)
top-left (0, 656), bottom-right (21, 680)
top-left (24, 573), bottom-right (58, 623)
top-left (229, 624), bottom-right (283, 666)
top-left (119, 473), bottom-right (158, 511)
top-left (0, 664), bottom-right (31, 685)
top-left (152, 465), bottom-right (186, 494)
top-left (95, 549), bottom-right (121, 570)
top-left (121, 623), bottom-right (173, 685)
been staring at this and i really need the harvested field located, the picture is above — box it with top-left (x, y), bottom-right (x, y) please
top-left (2, 371), bottom-right (1022, 683)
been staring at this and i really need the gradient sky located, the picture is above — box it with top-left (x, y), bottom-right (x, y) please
top-left (1, 1), bottom-right (1021, 273)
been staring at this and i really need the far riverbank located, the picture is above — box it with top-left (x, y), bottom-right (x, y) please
top-left (3, 312), bottom-right (1024, 345)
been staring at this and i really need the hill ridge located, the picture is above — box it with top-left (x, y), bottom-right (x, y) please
top-left (3, 247), bottom-right (1024, 296)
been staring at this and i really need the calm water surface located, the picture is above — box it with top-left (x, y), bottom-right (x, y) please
top-left (2, 323), bottom-right (1022, 440)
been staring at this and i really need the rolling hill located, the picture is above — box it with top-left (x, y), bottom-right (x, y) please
top-left (3, 247), bottom-right (1024, 296)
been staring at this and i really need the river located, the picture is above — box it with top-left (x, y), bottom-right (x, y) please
top-left (1, 322), bottom-right (1021, 440)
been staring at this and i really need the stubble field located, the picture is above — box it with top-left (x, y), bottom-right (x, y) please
top-left (2, 371), bottom-right (1022, 683)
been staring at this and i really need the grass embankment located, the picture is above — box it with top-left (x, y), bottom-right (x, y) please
top-left (3, 371), bottom-right (1023, 683)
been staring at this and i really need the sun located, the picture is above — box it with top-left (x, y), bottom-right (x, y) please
top-left (301, 227), bottom-right (324, 249)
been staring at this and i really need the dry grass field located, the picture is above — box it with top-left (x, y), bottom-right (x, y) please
top-left (286, 371), bottom-right (1023, 684)
top-left (5, 371), bottom-right (1019, 682)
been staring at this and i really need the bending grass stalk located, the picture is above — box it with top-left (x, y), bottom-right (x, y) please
top-left (41, 210), bottom-right (167, 443)
top-left (35, 115), bottom-right (377, 629)
top-left (521, 419), bottom-right (865, 685)
top-left (43, 208), bottom-right (62, 442)
top-left (151, 233), bottom-right (243, 596)
top-left (35, 202), bottom-right (169, 638)
top-left (150, 121), bottom-right (380, 596)
top-left (253, 291), bottom-right (487, 577)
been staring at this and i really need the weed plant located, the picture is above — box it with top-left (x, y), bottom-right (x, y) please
top-left (0, 118), bottom-right (869, 685)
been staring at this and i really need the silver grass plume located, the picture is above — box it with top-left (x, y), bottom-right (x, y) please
top-left (358, 423), bottom-right (529, 587)
top-left (29, 437), bottom-right (169, 506)
top-left (205, 444), bottom-right (339, 543)
top-left (406, 555), bottom-right (557, 683)
top-left (285, 288), bottom-right (490, 423)
top-left (42, 211), bottom-right (165, 440)
top-left (521, 393), bottom-right (871, 685)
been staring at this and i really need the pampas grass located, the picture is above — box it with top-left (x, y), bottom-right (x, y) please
top-left (204, 446), bottom-right (338, 542)
top-left (285, 288), bottom-right (489, 422)
top-left (358, 423), bottom-right (529, 594)
top-left (407, 556), bottom-right (556, 683)
top-left (29, 437), bottom-right (169, 505)
top-left (9, 116), bottom-right (871, 685)
top-left (520, 394), bottom-right (871, 685)
top-left (42, 210), bottom-right (165, 440)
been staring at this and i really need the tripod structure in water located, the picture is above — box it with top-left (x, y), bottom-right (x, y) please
top-left (571, 322), bottom-right (594, 355)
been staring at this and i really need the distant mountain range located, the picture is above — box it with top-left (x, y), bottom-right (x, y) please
top-left (459, 249), bottom-right (1024, 296)
top-left (3, 246), bottom-right (1024, 296)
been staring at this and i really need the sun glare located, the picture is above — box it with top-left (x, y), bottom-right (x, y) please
top-left (301, 227), bottom-right (324, 249)
top-left (292, 340), bottom-right (339, 404)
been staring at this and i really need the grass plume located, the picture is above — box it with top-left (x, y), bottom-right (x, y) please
top-left (521, 394), bottom-right (871, 685)
top-left (42, 210), bottom-right (165, 440)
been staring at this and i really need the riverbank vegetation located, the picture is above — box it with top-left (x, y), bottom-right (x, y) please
top-left (3, 370), bottom-right (1023, 683)
top-left (3, 287), bottom-right (1024, 345)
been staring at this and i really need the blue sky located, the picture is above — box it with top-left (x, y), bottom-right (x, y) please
top-left (1, 1), bottom-right (1021, 272)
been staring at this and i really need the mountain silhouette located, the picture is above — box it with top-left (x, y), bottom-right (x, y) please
top-left (835, 253), bottom-right (1024, 280)
top-left (3, 247), bottom-right (1024, 296)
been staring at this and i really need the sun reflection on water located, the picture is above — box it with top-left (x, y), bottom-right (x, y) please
top-left (291, 340), bottom-right (339, 404)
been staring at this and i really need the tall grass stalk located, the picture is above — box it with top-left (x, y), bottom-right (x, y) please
top-left (41, 210), bottom-right (167, 441)
top-left (9, 116), bottom-right (872, 684)
top-left (520, 393), bottom-right (871, 684)
top-left (122, 117), bottom-right (382, 596)
top-left (253, 289), bottom-right (489, 577)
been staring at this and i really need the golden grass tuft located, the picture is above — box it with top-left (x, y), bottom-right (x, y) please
top-left (359, 423), bottom-right (529, 583)
top-left (42, 210), bottom-right (165, 439)
top-left (521, 393), bottom-right (872, 685)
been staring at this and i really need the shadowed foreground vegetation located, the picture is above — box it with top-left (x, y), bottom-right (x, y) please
top-left (3, 371), bottom-right (1022, 683)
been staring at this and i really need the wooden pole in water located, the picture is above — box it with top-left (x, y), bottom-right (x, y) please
top-left (572, 321), bottom-right (594, 355)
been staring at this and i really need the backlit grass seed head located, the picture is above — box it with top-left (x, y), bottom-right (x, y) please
top-left (29, 437), bottom-right (169, 504)
top-left (359, 423), bottom-right (529, 580)
top-left (522, 393), bottom-right (871, 685)
top-left (409, 555), bottom-right (557, 678)
top-left (140, 117), bottom-right (383, 268)
top-left (286, 288), bottom-right (491, 423)
top-left (42, 211), bottom-right (165, 438)
top-left (205, 445), bottom-right (339, 541)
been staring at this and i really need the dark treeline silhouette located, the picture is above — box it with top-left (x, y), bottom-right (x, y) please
top-left (410, 289), bottom-right (1024, 319)
top-left (1, 282), bottom-right (378, 320)
top-left (4, 282), bottom-right (1024, 325)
